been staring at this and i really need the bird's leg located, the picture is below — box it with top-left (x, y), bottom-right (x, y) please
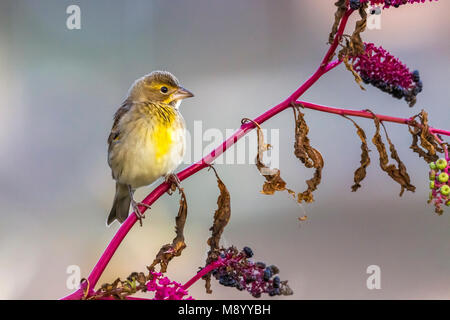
top-left (128, 185), bottom-right (150, 226)
top-left (165, 173), bottom-right (182, 195)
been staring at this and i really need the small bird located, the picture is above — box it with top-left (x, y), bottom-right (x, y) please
top-left (107, 71), bottom-right (193, 225)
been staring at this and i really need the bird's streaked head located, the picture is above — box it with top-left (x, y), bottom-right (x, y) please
top-left (128, 71), bottom-right (194, 108)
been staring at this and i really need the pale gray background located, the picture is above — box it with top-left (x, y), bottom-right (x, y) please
top-left (0, 0), bottom-right (449, 299)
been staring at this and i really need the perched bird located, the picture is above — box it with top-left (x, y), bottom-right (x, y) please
top-left (107, 71), bottom-right (193, 225)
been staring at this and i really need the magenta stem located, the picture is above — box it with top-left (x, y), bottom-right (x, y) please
top-left (299, 101), bottom-right (450, 137)
top-left (181, 259), bottom-right (225, 291)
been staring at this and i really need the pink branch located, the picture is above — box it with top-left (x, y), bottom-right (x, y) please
top-left (320, 9), bottom-right (353, 68)
top-left (298, 101), bottom-right (450, 137)
top-left (181, 258), bottom-right (226, 291)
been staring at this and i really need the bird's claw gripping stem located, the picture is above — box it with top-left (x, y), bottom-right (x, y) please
top-left (165, 173), bottom-right (182, 195)
top-left (131, 200), bottom-right (151, 227)
top-left (128, 185), bottom-right (151, 226)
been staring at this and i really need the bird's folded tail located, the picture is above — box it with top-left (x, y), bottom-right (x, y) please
top-left (107, 182), bottom-right (131, 226)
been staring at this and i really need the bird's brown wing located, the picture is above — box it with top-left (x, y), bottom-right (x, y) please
top-left (108, 100), bottom-right (132, 179)
top-left (107, 99), bottom-right (132, 148)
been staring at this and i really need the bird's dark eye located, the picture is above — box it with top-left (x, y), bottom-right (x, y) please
top-left (160, 86), bottom-right (168, 93)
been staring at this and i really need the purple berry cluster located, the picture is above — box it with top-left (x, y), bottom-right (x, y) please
top-left (428, 157), bottom-right (450, 214)
top-left (359, 0), bottom-right (438, 9)
top-left (211, 246), bottom-right (293, 298)
top-left (351, 43), bottom-right (422, 106)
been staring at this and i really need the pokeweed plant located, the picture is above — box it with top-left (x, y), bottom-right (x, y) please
top-left (62, 0), bottom-right (449, 300)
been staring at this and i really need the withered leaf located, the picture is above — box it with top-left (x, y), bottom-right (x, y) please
top-left (292, 103), bottom-right (324, 203)
top-left (343, 55), bottom-right (365, 90)
top-left (341, 115), bottom-right (371, 191)
top-left (329, 0), bottom-right (347, 45)
top-left (241, 117), bottom-right (296, 200)
top-left (93, 271), bottom-right (148, 300)
top-left (148, 188), bottom-right (188, 273)
top-left (350, 5), bottom-right (367, 57)
top-left (338, 2), bottom-right (368, 89)
top-left (408, 110), bottom-right (445, 163)
top-left (368, 110), bottom-right (415, 196)
top-left (204, 165), bottom-right (231, 294)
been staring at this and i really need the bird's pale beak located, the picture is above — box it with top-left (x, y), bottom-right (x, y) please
top-left (172, 87), bottom-right (194, 100)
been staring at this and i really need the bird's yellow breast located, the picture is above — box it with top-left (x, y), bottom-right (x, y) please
top-left (108, 102), bottom-right (185, 188)
top-left (152, 120), bottom-right (176, 160)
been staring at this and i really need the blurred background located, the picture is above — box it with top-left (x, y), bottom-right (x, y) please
top-left (0, 0), bottom-right (449, 300)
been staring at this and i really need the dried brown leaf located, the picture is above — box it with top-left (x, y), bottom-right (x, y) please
top-left (242, 118), bottom-right (296, 200)
top-left (343, 55), bottom-right (365, 90)
top-left (329, 0), bottom-right (347, 45)
top-left (203, 165), bottom-right (231, 294)
top-left (350, 6), bottom-right (367, 56)
top-left (94, 271), bottom-right (148, 300)
top-left (408, 110), bottom-right (445, 163)
top-left (148, 188), bottom-right (188, 273)
top-left (338, 3), bottom-right (368, 88)
top-left (368, 110), bottom-right (415, 196)
top-left (341, 115), bottom-right (371, 191)
top-left (292, 103), bottom-right (324, 203)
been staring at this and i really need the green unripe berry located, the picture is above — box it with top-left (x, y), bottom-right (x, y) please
top-left (436, 158), bottom-right (448, 170)
top-left (429, 162), bottom-right (437, 170)
top-left (429, 191), bottom-right (433, 200)
top-left (429, 170), bottom-right (436, 180)
top-left (438, 172), bottom-right (449, 183)
top-left (430, 181), bottom-right (435, 189)
top-left (441, 185), bottom-right (450, 196)
top-left (446, 200), bottom-right (450, 207)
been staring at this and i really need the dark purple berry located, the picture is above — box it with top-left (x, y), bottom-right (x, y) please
top-left (273, 276), bottom-right (281, 288)
top-left (219, 274), bottom-right (236, 287)
top-left (269, 265), bottom-right (279, 275)
top-left (243, 246), bottom-right (253, 258)
top-left (263, 267), bottom-right (273, 281)
top-left (412, 70), bottom-right (420, 82)
top-left (361, 75), bottom-right (371, 84)
top-left (417, 80), bottom-right (423, 89)
top-left (268, 287), bottom-right (281, 296)
top-left (392, 86), bottom-right (404, 99)
top-left (350, 0), bottom-right (360, 10)
top-left (378, 82), bottom-right (388, 92)
top-left (370, 78), bottom-right (380, 86)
